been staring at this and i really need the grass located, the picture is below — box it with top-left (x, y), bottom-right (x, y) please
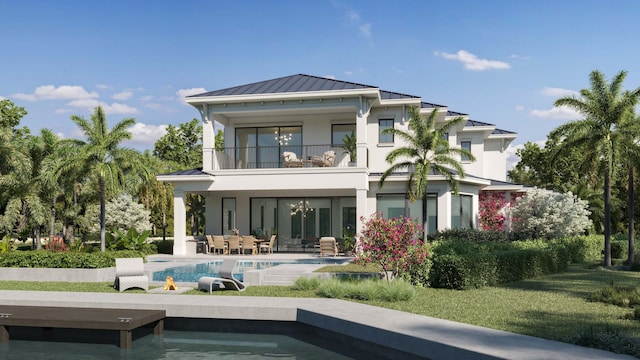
top-left (2, 263), bottom-right (640, 344)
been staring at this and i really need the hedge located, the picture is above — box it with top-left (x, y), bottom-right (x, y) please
top-left (427, 236), bottom-right (603, 290)
top-left (0, 250), bottom-right (147, 269)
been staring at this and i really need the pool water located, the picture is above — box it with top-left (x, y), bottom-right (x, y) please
top-left (1, 330), bottom-right (352, 359)
top-left (152, 259), bottom-right (348, 283)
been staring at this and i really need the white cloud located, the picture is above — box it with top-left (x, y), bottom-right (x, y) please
top-left (323, 75), bottom-right (336, 80)
top-left (539, 87), bottom-right (580, 98)
top-left (530, 105), bottom-right (581, 120)
top-left (346, 10), bottom-right (372, 40)
top-left (344, 71), bottom-right (353, 76)
top-left (96, 84), bottom-right (110, 90)
top-left (125, 122), bottom-right (167, 146)
top-left (140, 95), bottom-right (154, 101)
top-left (510, 54), bottom-right (530, 60)
top-left (434, 50), bottom-right (510, 71)
top-left (65, 99), bottom-right (139, 115)
top-left (176, 88), bottom-right (207, 104)
top-left (112, 91), bottom-right (134, 101)
top-left (515, 105), bottom-right (525, 111)
top-left (0, 96), bottom-right (5, 100)
top-left (12, 85), bottom-right (99, 101)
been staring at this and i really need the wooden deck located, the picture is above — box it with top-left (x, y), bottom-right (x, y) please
top-left (0, 306), bottom-right (165, 349)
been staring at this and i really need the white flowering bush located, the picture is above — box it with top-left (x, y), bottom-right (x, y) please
top-left (91, 194), bottom-right (152, 233)
top-left (511, 188), bottom-right (592, 239)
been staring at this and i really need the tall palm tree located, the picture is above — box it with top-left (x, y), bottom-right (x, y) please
top-left (616, 111), bottom-right (640, 264)
top-left (553, 70), bottom-right (640, 267)
top-left (49, 106), bottom-right (152, 252)
top-left (379, 106), bottom-right (474, 233)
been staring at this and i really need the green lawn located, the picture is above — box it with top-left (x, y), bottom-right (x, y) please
top-left (1, 263), bottom-right (640, 343)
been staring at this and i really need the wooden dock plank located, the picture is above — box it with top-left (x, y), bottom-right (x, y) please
top-left (0, 306), bottom-right (165, 348)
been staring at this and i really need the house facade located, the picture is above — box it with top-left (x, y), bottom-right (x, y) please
top-left (158, 74), bottom-right (521, 255)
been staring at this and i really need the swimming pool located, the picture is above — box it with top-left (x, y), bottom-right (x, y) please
top-left (1, 330), bottom-right (352, 359)
top-left (152, 258), bottom-right (349, 283)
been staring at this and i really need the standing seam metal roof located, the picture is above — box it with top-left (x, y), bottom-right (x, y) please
top-left (189, 74), bottom-right (378, 98)
top-left (188, 74), bottom-right (514, 134)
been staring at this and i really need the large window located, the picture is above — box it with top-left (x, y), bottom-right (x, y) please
top-left (235, 126), bottom-right (301, 168)
top-left (376, 194), bottom-right (423, 224)
top-left (332, 124), bottom-right (355, 145)
top-left (378, 119), bottom-right (394, 144)
top-left (251, 197), bottom-right (354, 252)
top-left (451, 194), bottom-right (473, 229)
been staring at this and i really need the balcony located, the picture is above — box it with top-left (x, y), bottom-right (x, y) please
top-left (209, 144), bottom-right (357, 170)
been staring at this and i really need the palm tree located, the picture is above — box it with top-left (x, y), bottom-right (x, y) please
top-left (552, 70), bottom-right (640, 267)
top-left (379, 106), bottom-right (474, 233)
top-left (49, 106), bottom-right (153, 252)
top-left (615, 111), bottom-right (640, 264)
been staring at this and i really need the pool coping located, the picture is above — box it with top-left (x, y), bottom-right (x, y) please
top-left (0, 290), bottom-right (632, 360)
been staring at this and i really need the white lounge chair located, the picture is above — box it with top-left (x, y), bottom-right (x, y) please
top-left (114, 258), bottom-right (148, 291)
top-left (198, 259), bottom-right (247, 292)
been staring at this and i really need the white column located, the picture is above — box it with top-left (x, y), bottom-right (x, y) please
top-left (355, 98), bottom-right (370, 168)
top-left (173, 189), bottom-right (187, 255)
top-left (355, 188), bottom-right (368, 235)
top-left (201, 105), bottom-right (215, 171)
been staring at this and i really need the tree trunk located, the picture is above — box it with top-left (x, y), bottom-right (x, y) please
top-left (628, 166), bottom-right (635, 265)
top-left (604, 167), bottom-right (612, 267)
top-left (100, 176), bottom-right (106, 252)
top-left (49, 197), bottom-right (56, 248)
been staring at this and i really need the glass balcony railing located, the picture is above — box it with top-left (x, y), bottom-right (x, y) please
top-left (210, 144), bottom-right (358, 170)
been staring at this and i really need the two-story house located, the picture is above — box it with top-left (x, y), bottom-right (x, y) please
top-left (158, 74), bottom-right (521, 255)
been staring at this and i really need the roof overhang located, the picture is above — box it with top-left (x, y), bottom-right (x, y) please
top-left (156, 174), bottom-right (215, 183)
top-left (186, 88), bottom-right (381, 105)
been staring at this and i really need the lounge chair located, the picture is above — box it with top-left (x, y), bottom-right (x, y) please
top-left (197, 259), bottom-right (247, 292)
top-left (282, 151), bottom-right (304, 167)
top-left (319, 237), bottom-right (338, 257)
top-left (260, 234), bottom-right (276, 254)
top-left (114, 258), bottom-right (148, 291)
top-left (311, 150), bottom-right (336, 167)
top-left (227, 236), bottom-right (241, 255)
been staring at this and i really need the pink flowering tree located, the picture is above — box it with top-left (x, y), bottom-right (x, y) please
top-left (355, 213), bottom-right (430, 283)
top-left (478, 191), bottom-right (508, 231)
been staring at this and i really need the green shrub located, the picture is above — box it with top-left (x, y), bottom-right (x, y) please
top-left (590, 285), bottom-right (640, 307)
top-left (571, 330), bottom-right (640, 358)
top-left (154, 240), bottom-right (174, 254)
top-left (0, 250), bottom-right (146, 268)
top-left (292, 277), bottom-right (321, 290)
top-left (428, 238), bottom-right (573, 289)
top-left (316, 278), bottom-right (415, 301)
top-left (611, 240), bottom-right (625, 259)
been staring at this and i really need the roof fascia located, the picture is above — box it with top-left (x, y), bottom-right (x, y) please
top-left (156, 174), bottom-right (215, 182)
top-left (186, 88), bottom-right (381, 105)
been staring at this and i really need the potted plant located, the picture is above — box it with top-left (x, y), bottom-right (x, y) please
top-left (340, 131), bottom-right (357, 166)
top-left (340, 227), bottom-right (356, 256)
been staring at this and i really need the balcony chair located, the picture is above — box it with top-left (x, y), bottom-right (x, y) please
top-left (311, 150), bottom-right (336, 167)
top-left (282, 151), bottom-right (304, 167)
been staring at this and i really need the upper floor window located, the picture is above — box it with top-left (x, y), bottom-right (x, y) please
top-left (461, 140), bottom-right (471, 161)
top-left (379, 119), bottom-right (394, 144)
top-left (332, 124), bottom-right (355, 145)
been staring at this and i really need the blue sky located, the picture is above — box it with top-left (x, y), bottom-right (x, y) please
top-left (3, 0), bottom-right (640, 167)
